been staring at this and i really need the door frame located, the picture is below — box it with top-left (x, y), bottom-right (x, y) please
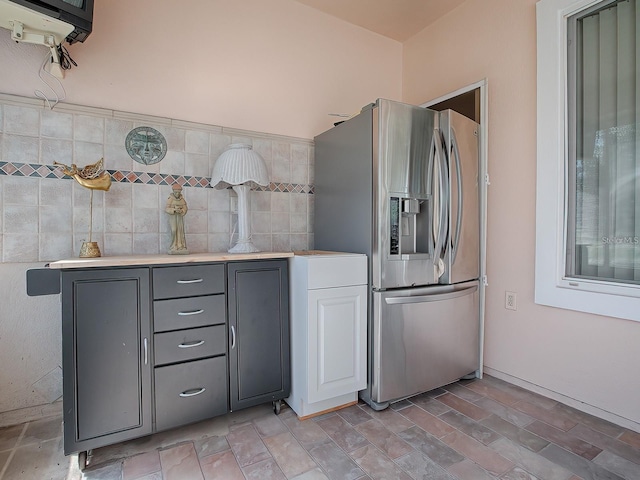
top-left (421, 79), bottom-right (489, 379)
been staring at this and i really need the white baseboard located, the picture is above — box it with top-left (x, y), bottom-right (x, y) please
top-left (483, 367), bottom-right (640, 434)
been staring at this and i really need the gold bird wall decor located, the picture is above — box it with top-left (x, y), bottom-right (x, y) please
top-left (54, 158), bottom-right (112, 191)
top-left (55, 158), bottom-right (112, 257)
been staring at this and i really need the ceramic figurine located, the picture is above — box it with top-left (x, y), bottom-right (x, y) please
top-left (166, 184), bottom-right (189, 254)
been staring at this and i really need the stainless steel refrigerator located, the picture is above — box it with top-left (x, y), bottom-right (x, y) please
top-left (314, 98), bottom-right (481, 410)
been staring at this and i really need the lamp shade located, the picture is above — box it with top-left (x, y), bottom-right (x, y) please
top-left (210, 144), bottom-right (269, 189)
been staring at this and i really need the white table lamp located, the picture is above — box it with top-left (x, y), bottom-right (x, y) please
top-left (211, 144), bottom-right (269, 253)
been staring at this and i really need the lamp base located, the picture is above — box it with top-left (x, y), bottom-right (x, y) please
top-left (228, 239), bottom-right (260, 254)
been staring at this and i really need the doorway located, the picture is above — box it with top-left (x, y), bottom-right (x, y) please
top-left (421, 80), bottom-right (488, 378)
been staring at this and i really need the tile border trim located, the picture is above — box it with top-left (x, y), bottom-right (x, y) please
top-left (0, 161), bottom-right (314, 194)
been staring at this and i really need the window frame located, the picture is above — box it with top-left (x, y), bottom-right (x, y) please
top-left (535, 0), bottom-right (640, 322)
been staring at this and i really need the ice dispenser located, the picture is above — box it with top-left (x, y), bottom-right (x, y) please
top-left (389, 196), bottom-right (431, 258)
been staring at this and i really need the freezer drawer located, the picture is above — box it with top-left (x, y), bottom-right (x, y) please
top-left (371, 281), bottom-right (479, 404)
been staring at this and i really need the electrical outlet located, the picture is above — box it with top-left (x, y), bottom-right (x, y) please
top-left (505, 291), bottom-right (517, 311)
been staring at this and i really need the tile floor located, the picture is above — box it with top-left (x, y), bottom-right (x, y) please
top-left (0, 375), bottom-right (639, 480)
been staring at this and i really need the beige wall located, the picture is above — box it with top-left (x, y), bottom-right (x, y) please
top-left (403, 0), bottom-right (640, 426)
top-left (0, 0), bottom-right (402, 139)
top-left (0, 0), bottom-right (402, 418)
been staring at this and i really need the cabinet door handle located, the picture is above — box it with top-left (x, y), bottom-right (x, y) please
top-left (230, 325), bottom-right (236, 349)
top-left (179, 387), bottom-right (206, 398)
top-left (176, 278), bottom-right (204, 284)
top-left (178, 340), bottom-right (205, 348)
top-left (178, 309), bottom-right (204, 316)
top-left (143, 337), bottom-right (148, 365)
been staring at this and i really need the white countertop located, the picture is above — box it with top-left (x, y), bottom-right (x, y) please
top-left (48, 251), bottom-right (294, 269)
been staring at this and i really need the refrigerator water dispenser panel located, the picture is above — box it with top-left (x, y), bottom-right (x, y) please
top-left (389, 196), bottom-right (431, 258)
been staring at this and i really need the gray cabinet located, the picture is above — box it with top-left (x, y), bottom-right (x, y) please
top-left (49, 258), bottom-right (290, 462)
top-left (61, 268), bottom-right (152, 455)
top-left (151, 263), bottom-right (228, 432)
top-left (228, 260), bottom-right (290, 411)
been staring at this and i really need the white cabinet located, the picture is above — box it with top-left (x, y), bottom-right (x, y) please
top-left (287, 252), bottom-right (367, 419)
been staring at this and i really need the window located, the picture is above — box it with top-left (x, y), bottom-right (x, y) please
top-left (536, 0), bottom-right (640, 322)
top-left (567, 0), bottom-right (639, 285)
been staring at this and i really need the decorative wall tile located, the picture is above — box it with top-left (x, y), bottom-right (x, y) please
top-left (3, 234), bottom-right (38, 262)
top-left (73, 207), bottom-right (104, 237)
top-left (40, 206), bottom-right (72, 233)
top-left (104, 233), bottom-right (133, 256)
top-left (184, 186), bottom-right (208, 211)
top-left (291, 214), bottom-right (307, 234)
top-left (41, 138), bottom-right (73, 166)
top-left (4, 105), bottom-right (39, 136)
top-left (105, 118), bottom-right (133, 145)
top-left (133, 233), bottom-right (160, 255)
top-left (185, 130), bottom-right (209, 154)
top-left (40, 178), bottom-right (72, 206)
top-left (185, 234), bottom-right (208, 253)
top-left (272, 212), bottom-right (290, 234)
top-left (252, 191), bottom-right (271, 212)
top-left (104, 144), bottom-right (134, 171)
top-left (252, 212), bottom-right (272, 235)
top-left (208, 211), bottom-right (230, 234)
top-left (272, 234), bottom-right (291, 252)
top-left (41, 110), bottom-right (72, 139)
top-left (271, 192), bottom-right (290, 212)
top-left (0, 96), bottom-right (314, 262)
top-left (73, 141), bottom-right (104, 165)
top-left (133, 183), bottom-right (159, 209)
top-left (133, 208), bottom-right (160, 234)
top-left (105, 182), bottom-right (132, 209)
top-left (39, 233), bottom-right (73, 261)
top-left (3, 176), bottom-right (38, 205)
top-left (209, 233), bottom-right (231, 252)
top-left (3, 135), bottom-right (39, 164)
top-left (4, 205), bottom-right (38, 234)
top-left (185, 210), bottom-right (208, 235)
top-left (209, 188), bottom-right (231, 211)
top-left (74, 115), bottom-right (104, 143)
top-left (291, 234), bottom-right (308, 251)
top-left (291, 193), bottom-right (307, 214)
top-left (210, 133), bottom-right (233, 165)
top-left (105, 207), bottom-right (133, 233)
top-left (291, 162), bottom-right (308, 185)
top-left (155, 125), bottom-right (185, 152)
top-left (73, 183), bottom-right (104, 208)
top-left (162, 150), bottom-right (186, 176)
top-left (185, 153), bottom-right (209, 177)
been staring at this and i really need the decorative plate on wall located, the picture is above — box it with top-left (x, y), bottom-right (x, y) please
top-left (125, 127), bottom-right (167, 165)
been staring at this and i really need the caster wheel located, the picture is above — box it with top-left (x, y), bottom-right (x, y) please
top-left (273, 400), bottom-right (282, 415)
top-left (78, 451), bottom-right (87, 471)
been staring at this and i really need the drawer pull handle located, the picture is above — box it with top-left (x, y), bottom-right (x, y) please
top-left (176, 278), bottom-right (204, 284)
top-left (178, 309), bottom-right (204, 316)
top-left (179, 387), bottom-right (206, 398)
top-left (178, 340), bottom-right (205, 349)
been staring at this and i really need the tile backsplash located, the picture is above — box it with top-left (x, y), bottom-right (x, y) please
top-left (0, 94), bottom-right (314, 262)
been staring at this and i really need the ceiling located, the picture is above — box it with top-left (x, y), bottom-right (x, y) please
top-left (293, 0), bottom-right (466, 42)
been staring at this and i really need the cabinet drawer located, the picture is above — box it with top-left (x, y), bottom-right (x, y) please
top-left (155, 357), bottom-right (228, 432)
top-left (154, 294), bottom-right (225, 332)
top-left (154, 325), bottom-right (226, 366)
top-left (153, 264), bottom-right (225, 299)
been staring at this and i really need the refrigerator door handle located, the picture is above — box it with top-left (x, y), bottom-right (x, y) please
top-left (384, 285), bottom-right (478, 305)
top-left (451, 128), bottom-right (464, 264)
top-left (433, 129), bottom-right (448, 274)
